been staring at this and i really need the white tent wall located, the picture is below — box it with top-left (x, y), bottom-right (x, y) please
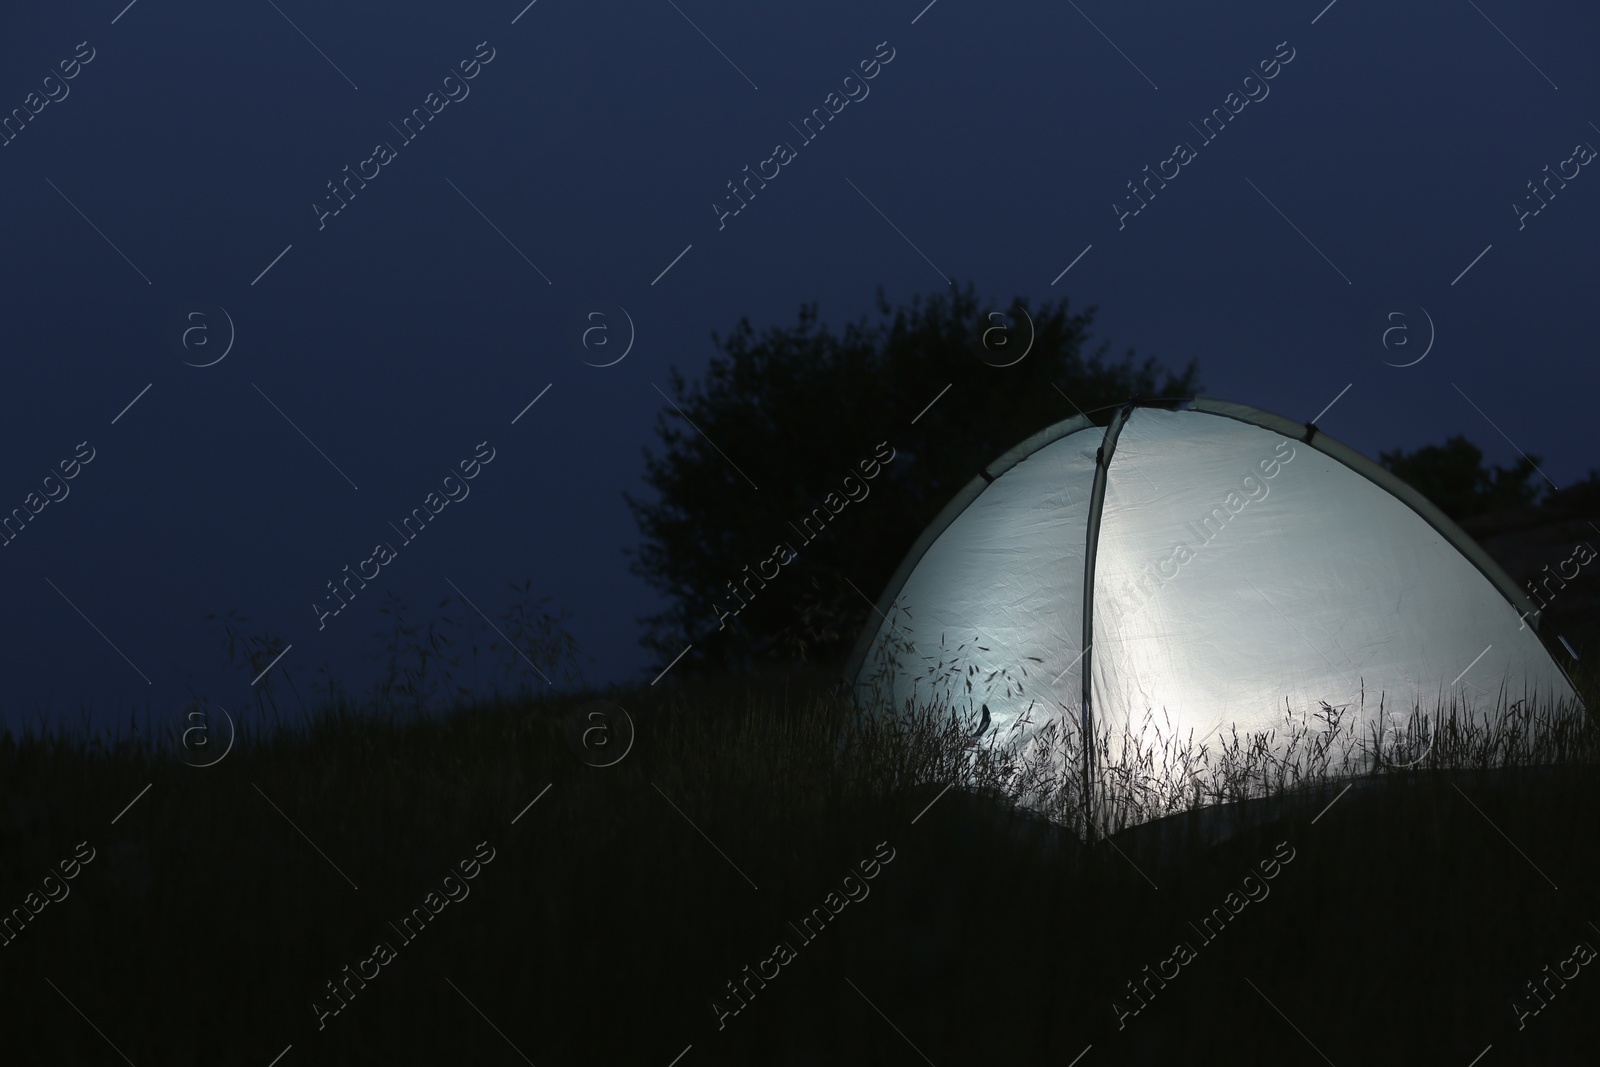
top-left (852, 419), bottom-right (1099, 756)
top-left (1089, 405), bottom-right (1573, 756)
top-left (847, 398), bottom-right (1582, 832)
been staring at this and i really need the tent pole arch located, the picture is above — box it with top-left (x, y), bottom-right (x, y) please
top-left (1078, 402), bottom-right (1136, 843)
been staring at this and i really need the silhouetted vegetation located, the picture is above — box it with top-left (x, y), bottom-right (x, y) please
top-left (1, 649), bottom-right (1596, 1065)
top-left (1378, 434), bottom-right (1547, 521)
top-left (202, 581), bottom-right (587, 726)
top-left (627, 282), bottom-right (1200, 674)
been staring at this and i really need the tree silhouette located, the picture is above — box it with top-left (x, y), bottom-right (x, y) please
top-left (626, 282), bottom-right (1200, 675)
top-left (1378, 435), bottom-right (1545, 521)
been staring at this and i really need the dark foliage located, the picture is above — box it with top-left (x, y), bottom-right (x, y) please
top-left (2, 673), bottom-right (1597, 1066)
top-left (1378, 434), bottom-right (1546, 521)
top-left (625, 283), bottom-right (1200, 675)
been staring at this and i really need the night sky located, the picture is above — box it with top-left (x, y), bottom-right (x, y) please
top-left (2, 0), bottom-right (1597, 737)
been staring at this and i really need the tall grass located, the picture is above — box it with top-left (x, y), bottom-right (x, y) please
top-left (197, 581), bottom-right (587, 733)
top-left (3, 591), bottom-right (1598, 1064)
top-left (857, 619), bottom-right (1599, 839)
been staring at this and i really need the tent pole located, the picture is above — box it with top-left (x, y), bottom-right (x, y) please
top-left (1079, 401), bottom-right (1137, 844)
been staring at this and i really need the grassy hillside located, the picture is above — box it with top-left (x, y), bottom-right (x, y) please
top-left (1, 670), bottom-right (1598, 1065)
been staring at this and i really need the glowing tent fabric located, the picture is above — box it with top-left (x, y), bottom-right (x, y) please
top-left (845, 398), bottom-right (1580, 811)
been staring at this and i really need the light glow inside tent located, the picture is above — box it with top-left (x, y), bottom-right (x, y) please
top-left (848, 399), bottom-right (1580, 816)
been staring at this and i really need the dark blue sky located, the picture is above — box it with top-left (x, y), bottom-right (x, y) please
top-left (2, 0), bottom-right (1596, 736)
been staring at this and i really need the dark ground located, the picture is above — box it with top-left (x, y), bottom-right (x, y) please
top-left (0, 674), bottom-right (1596, 1065)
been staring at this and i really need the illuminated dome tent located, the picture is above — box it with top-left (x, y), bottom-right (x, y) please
top-left (844, 398), bottom-right (1580, 827)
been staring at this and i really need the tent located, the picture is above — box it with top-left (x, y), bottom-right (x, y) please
top-left (844, 397), bottom-right (1582, 830)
